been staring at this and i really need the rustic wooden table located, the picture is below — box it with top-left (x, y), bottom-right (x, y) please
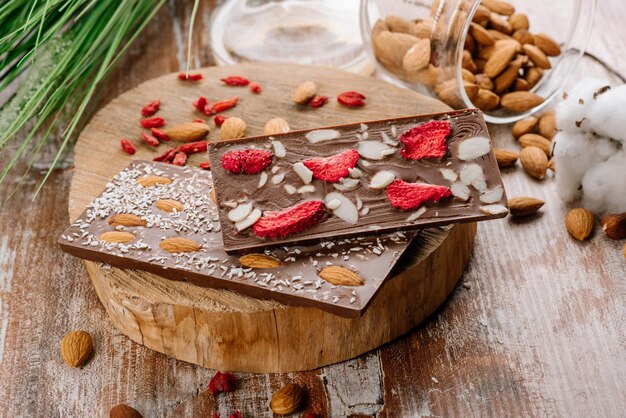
top-left (1, 1), bottom-right (625, 417)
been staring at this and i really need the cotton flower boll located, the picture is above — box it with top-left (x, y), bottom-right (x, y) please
top-left (588, 85), bottom-right (626, 144)
top-left (580, 150), bottom-right (626, 213)
top-left (556, 77), bottom-right (610, 133)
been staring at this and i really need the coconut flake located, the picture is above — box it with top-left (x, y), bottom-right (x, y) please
top-left (306, 129), bottom-right (340, 143)
top-left (356, 196), bottom-right (363, 210)
top-left (333, 178), bottom-right (361, 191)
top-left (407, 207), bottom-right (427, 221)
top-left (235, 208), bottom-right (261, 231)
top-left (257, 172), bottom-right (268, 188)
top-left (440, 168), bottom-right (458, 182)
top-left (381, 131), bottom-right (398, 146)
top-left (326, 198), bottom-right (342, 210)
top-left (360, 123), bottom-right (368, 132)
top-left (451, 182), bottom-right (471, 200)
top-left (284, 184), bottom-right (296, 194)
top-left (361, 207), bottom-right (370, 216)
top-left (297, 185), bottom-right (316, 194)
top-left (271, 173), bottom-right (285, 184)
top-left (271, 140), bottom-right (286, 158)
top-left (460, 163), bottom-right (484, 185)
top-left (471, 178), bottom-right (488, 192)
top-left (480, 204), bottom-right (508, 215)
top-left (293, 162), bottom-right (313, 184)
top-left (324, 192), bottom-right (359, 224)
top-left (479, 185), bottom-right (504, 203)
top-left (368, 170), bottom-right (395, 189)
top-left (349, 167), bottom-right (363, 178)
top-left (357, 141), bottom-right (395, 160)
top-left (228, 202), bottom-right (253, 222)
top-left (457, 136), bottom-right (491, 160)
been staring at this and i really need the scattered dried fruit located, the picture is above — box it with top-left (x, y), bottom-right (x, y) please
top-left (221, 149), bottom-right (273, 174)
top-left (208, 371), bottom-right (236, 395)
top-left (141, 99), bottom-right (160, 117)
top-left (263, 118), bottom-right (290, 135)
top-left (60, 330), bottom-right (93, 368)
top-left (508, 197), bottom-right (544, 216)
top-left (172, 152), bottom-right (187, 166)
top-left (253, 200), bottom-right (326, 239)
top-left (140, 116), bottom-right (165, 129)
top-left (221, 75), bottom-right (250, 86)
top-left (108, 214), bottom-right (147, 227)
top-left (309, 95), bottom-right (328, 108)
top-left (160, 237), bottom-right (202, 253)
top-left (100, 231), bottom-right (135, 243)
top-left (220, 117), bottom-right (247, 140)
top-left (110, 404), bottom-right (143, 418)
top-left (493, 148), bottom-right (519, 167)
top-left (199, 161), bottom-right (211, 170)
top-left (178, 141), bottom-right (208, 154)
top-left (270, 384), bottom-right (304, 415)
top-left (250, 82), bottom-right (262, 94)
top-left (239, 253), bottom-right (283, 268)
top-left (140, 132), bottom-right (159, 147)
top-left (120, 139), bottom-right (136, 155)
top-left (178, 72), bottom-right (203, 81)
top-left (293, 81), bottom-right (317, 104)
top-left (303, 149), bottom-right (360, 183)
top-left (214, 115), bottom-right (229, 127)
top-left (136, 175), bottom-right (172, 187)
top-left (319, 265), bottom-right (364, 286)
top-left (565, 208), bottom-right (594, 241)
top-left (337, 91), bottom-right (366, 107)
top-left (600, 213), bottom-right (626, 240)
top-left (153, 147), bottom-right (178, 163)
top-left (151, 128), bottom-right (170, 142)
top-left (193, 96), bottom-right (210, 115)
top-left (386, 180), bottom-right (451, 211)
top-left (163, 122), bottom-right (210, 142)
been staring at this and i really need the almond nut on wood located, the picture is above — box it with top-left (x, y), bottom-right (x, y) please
top-left (220, 117), bottom-right (247, 140)
top-left (159, 237), bottom-right (202, 253)
top-left (263, 117), bottom-right (290, 135)
top-left (155, 199), bottom-right (184, 212)
top-left (110, 404), bottom-right (143, 418)
top-left (512, 116), bottom-right (539, 138)
top-left (508, 197), bottom-right (544, 217)
top-left (108, 214), bottom-right (147, 227)
top-left (293, 80), bottom-right (317, 104)
top-left (565, 208), bottom-right (594, 241)
top-left (60, 330), bottom-right (93, 368)
top-left (494, 148), bottom-right (519, 167)
top-left (538, 109), bottom-right (557, 139)
top-left (136, 175), bottom-right (172, 187)
top-left (270, 383), bottom-right (304, 415)
top-left (100, 231), bottom-right (135, 243)
top-left (518, 133), bottom-right (552, 156)
top-left (520, 146), bottom-right (548, 180)
top-left (239, 253), bottom-right (283, 268)
top-left (600, 213), bottom-right (626, 240)
top-left (163, 122), bottom-right (210, 142)
top-left (319, 265), bottom-right (364, 286)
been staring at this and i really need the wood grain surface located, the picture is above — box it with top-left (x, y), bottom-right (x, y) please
top-left (1, 1), bottom-right (625, 417)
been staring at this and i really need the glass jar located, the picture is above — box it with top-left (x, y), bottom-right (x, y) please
top-left (360, 0), bottom-right (596, 124)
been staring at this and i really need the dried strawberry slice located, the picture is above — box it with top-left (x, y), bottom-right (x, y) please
top-left (302, 149), bottom-right (359, 183)
top-left (399, 120), bottom-right (450, 160)
top-left (208, 371), bottom-right (236, 395)
top-left (221, 149), bottom-right (273, 174)
top-left (253, 200), bottom-right (326, 239)
top-left (385, 179), bottom-right (451, 211)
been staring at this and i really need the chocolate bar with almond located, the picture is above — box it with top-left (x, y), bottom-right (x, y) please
top-left (208, 108), bottom-right (508, 254)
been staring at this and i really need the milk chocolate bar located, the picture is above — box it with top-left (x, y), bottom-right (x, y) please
top-left (208, 109), bottom-right (508, 254)
top-left (58, 161), bottom-right (417, 317)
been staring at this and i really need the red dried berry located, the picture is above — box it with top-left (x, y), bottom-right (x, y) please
top-left (208, 371), bottom-right (236, 395)
top-left (229, 412), bottom-right (242, 418)
top-left (209, 96), bottom-right (239, 114)
top-left (191, 118), bottom-right (206, 124)
top-left (212, 414), bottom-right (219, 418)
top-left (303, 149), bottom-right (359, 183)
top-left (193, 96), bottom-right (212, 116)
top-left (221, 149), bottom-right (273, 174)
top-left (385, 179), bottom-right (451, 211)
top-left (172, 151), bottom-right (188, 166)
top-left (178, 141), bottom-right (208, 154)
top-left (153, 147), bottom-right (178, 163)
top-left (214, 115), bottom-right (229, 127)
top-left (309, 95), bottom-right (328, 108)
top-left (221, 76), bottom-right (250, 86)
top-left (199, 161), bottom-right (211, 170)
top-left (253, 200), bottom-right (326, 239)
top-left (250, 82), bottom-right (262, 94)
top-left (399, 120), bottom-right (450, 160)
top-left (140, 132), bottom-right (160, 147)
top-left (141, 99), bottom-right (160, 117)
top-left (151, 128), bottom-right (170, 142)
top-left (140, 117), bottom-right (165, 129)
top-left (120, 139), bottom-right (136, 155)
top-left (178, 72), bottom-right (203, 81)
top-left (337, 91), bottom-right (366, 107)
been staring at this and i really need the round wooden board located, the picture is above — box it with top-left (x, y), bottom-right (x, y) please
top-left (68, 63), bottom-right (476, 373)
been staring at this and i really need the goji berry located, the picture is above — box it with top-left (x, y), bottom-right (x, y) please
top-left (140, 132), bottom-right (160, 147)
top-left (221, 76), bottom-right (250, 86)
top-left (140, 117), bottom-right (165, 128)
top-left (250, 82), bottom-right (262, 94)
top-left (120, 139), bottom-right (136, 155)
top-left (178, 141), bottom-right (208, 154)
top-left (153, 147), bottom-right (178, 163)
top-left (214, 115), bottom-right (229, 127)
top-left (208, 371), bottom-right (236, 395)
top-left (151, 128), bottom-right (170, 142)
top-left (337, 91), bottom-right (366, 108)
top-left (172, 151), bottom-right (187, 166)
top-left (309, 95), bottom-right (328, 108)
top-left (178, 72), bottom-right (203, 81)
top-left (141, 99), bottom-right (160, 117)
top-left (199, 161), bottom-right (211, 170)
top-left (209, 97), bottom-right (239, 114)
top-left (191, 118), bottom-right (206, 124)
top-left (229, 412), bottom-right (242, 418)
top-left (193, 96), bottom-right (211, 116)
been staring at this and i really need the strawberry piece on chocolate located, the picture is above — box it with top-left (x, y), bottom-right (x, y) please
top-left (253, 200), bottom-right (326, 239)
top-left (399, 120), bottom-right (450, 160)
top-left (302, 149), bottom-right (359, 183)
top-left (221, 149), bottom-right (273, 174)
top-left (385, 179), bottom-right (451, 211)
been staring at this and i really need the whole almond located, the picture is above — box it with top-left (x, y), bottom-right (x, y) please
top-left (470, 22), bottom-right (495, 46)
top-left (484, 44), bottom-right (517, 77)
top-left (600, 213), bottom-right (626, 240)
top-left (494, 148), bottom-right (519, 167)
top-left (319, 266), bottom-right (364, 286)
top-left (60, 330), bottom-right (93, 368)
top-left (494, 59), bottom-right (522, 93)
top-left (100, 231), bottom-right (135, 243)
top-left (402, 38), bottom-right (431, 72)
top-left (514, 77), bottom-right (529, 91)
top-left (239, 253), bottom-right (283, 268)
top-left (508, 197), bottom-right (544, 217)
top-left (220, 117), bottom-right (247, 140)
top-left (372, 19), bottom-right (389, 39)
top-left (461, 68), bottom-right (476, 83)
top-left (413, 19), bottom-right (434, 39)
top-left (374, 31), bottom-right (419, 69)
top-left (292, 80), bottom-right (317, 104)
top-left (538, 109), bottom-right (557, 139)
top-left (160, 237), bottom-right (202, 253)
top-left (385, 15), bottom-right (414, 34)
top-left (110, 404), bottom-right (143, 418)
top-left (270, 384), bottom-right (304, 415)
top-left (264, 118), bottom-right (290, 136)
top-left (462, 50), bottom-right (478, 73)
top-left (512, 116), bottom-right (538, 138)
top-left (481, 0), bottom-right (515, 15)
top-left (136, 175), bottom-right (172, 187)
top-left (512, 29), bottom-right (534, 45)
top-left (520, 146), bottom-right (548, 179)
top-left (534, 33), bottom-right (561, 56)
top-left (163, 122), bottom-right (210, 142)
top-left (523, 44), bottom-right (551, 69)
top-left (519, 133), bottom-right (552, 156)
top-left (508, 13), bottom-right (529, 30)
top-left (565, 208), bottom-right (594, 241)
top-left (108, 214), bottom-right (147, 227)
top-left (525, 67), bottom-right (543, 88)
top-left (413, 64), bottom-right (443, 88)
top-left (438, 81), bottom-right (479, 108)
top-left (489, 13), bottom-right (513, 35)
top-left (473, 88), bottom-right (500, 111)
top-left (472, 5), bottom-right (491, 25)
top-left (475, 73), bottom-right (494, 91)
top-left (488, 29), bottom-right (514, 42)
top-left (501, 91), bottom-right (544, 112)
top-left (155, 199), bottom-right (184, 212)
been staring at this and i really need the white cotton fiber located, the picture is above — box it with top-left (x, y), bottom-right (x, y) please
top-left (554, 78), bottom-right (626, 213)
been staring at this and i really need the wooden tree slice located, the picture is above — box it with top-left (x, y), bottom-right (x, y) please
top-left (68, 63), bottom-right (476, 373)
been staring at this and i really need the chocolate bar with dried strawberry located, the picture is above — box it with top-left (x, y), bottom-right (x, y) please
top-left (208, 108), bottom-right (508, 254)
